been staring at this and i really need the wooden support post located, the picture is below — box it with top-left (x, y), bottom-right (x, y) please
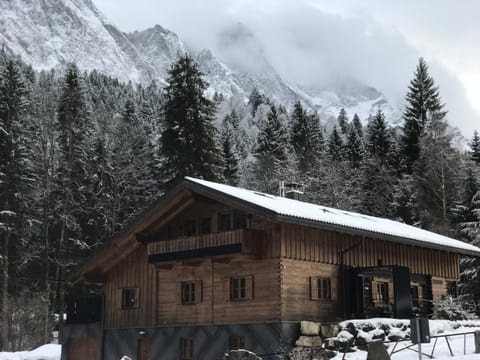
top-left (475, 330), bottom-right (480, 354)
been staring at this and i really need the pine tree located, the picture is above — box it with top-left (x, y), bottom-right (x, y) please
top-left (366, 109), bottom-right (392, 163)
top-left (345, 126), bottom-right (363, 168)
top-left (470, 130), bottom-right (480, 164)
top-left (337, 108), bottom-right (349, 134)
top-left (160, 54), bottom-right (222, 190)
top-left (290, 101), bottom-right (323, 174)
top-left (402, 58), bottom-right (447, 173)
top-left (54, 63), bottom-right (93, 325)
top-left (327, 126), bottom-right (344, 161)
top-left (458, 191), bottom-right (480, 305)
top-left (352, 113), bottom-right (363, 138)
top-left (0, 59), bottom-right (30, 351)
top-left (255, 104), bottom-right (291, 193)
top-left (221, 123), bottom-right (239, 185)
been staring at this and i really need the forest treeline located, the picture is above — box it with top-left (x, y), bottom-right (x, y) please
top-left (0, 51), bottom-right (479, 350)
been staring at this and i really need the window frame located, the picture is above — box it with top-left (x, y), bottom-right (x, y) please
top-left (310, 277), bottom-right (332, 302)
top-left (180, 336), bottom-right (193, 360)
top-left (181, 281), bottom-right (202, 305)
top-left (230, 276), bottom-right (253, 301)
top-left (121, 287), bottom-right (139, 310)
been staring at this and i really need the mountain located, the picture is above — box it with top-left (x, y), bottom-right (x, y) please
top-left (0, 0), bottom-right (400, 124)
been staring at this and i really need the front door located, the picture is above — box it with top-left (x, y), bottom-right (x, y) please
top-left (138, 338), bottom-right (150, 360)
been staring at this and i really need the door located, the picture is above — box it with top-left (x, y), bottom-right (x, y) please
top-left (67, 337), bottom-right (100, 360)
top-left (138, 338), bottom-right (151, 360)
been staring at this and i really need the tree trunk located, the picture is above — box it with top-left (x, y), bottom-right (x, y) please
top-left (1, 225), bottom-right (10, 351)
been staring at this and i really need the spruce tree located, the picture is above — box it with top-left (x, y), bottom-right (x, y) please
top-left (290, 101), bottom-right (323, 174)
top-left (221, 123), bottom-right (239, 185)
top-left (337, 108), bottom-right (349, 134)
top-left (366, 109), bottom-right (392, 163)
top-left (0, 59), bottom-right (31, 350)
top-left (402, 58), bottom-right (447, 173)
top-left (255, 104), bottom-right (291, 193)
top-left (352, 113), bottom-right (363, 138)
top-left (345, 126), bottom-right (363, 168)
top-left (160, 54), bottom-right (222, 190)
top-left (54, 63), bottom-right (93, 324)
top-left (470, 130), bottom-right (480, 164)
top-left (327, 126), bottom-right (344, 161)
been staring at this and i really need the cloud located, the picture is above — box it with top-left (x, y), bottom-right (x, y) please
top-left (94, 0), bottom-right (480, 135)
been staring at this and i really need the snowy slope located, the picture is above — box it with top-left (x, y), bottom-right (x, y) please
top-left (0, 0), bottom-right (401, 122)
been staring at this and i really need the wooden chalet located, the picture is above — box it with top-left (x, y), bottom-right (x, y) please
top-left (61, 177), bottom-right (480, 360)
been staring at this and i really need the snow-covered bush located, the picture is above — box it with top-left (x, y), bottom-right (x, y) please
top-left (433, 296), bottom-right (478, 320)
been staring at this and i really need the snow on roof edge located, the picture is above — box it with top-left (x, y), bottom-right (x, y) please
top-left (185, 177), bottom-right (480, 257)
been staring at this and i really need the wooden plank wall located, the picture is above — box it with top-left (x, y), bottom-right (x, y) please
top-left (280, 259), bottom-right (341, 321)
top-left (104, 244), bottom-right (156, 329)
top-left (280, 224), bottom-right (459, 279)
top-left (156, 256), bottom-right (282, 325)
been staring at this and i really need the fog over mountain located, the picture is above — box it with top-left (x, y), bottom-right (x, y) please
top-left (95, 0), bottom-right (480, 136)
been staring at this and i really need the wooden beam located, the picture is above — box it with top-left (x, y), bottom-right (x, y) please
top-left (143, 196), bottom-right (196, 234)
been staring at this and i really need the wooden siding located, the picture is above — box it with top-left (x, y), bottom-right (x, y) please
top-left (104, 245), bottom-right (156, 329)
top-left (280, 224), bottom-right (459, 279)
top-left (156, 256), bottom-right (281, 326)
top-left (280, 259), bottom-right (341, 321)
top-left (148, 229), bottom-right (265, 257)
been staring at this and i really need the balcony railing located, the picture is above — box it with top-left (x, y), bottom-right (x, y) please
top-left (147, 229), bottom-right (264, 262)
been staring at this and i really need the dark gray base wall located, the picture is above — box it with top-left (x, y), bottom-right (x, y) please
top-left (103, 322), bottom-right (299, 360)
top-left (60, 322), bottom-right (103, 360)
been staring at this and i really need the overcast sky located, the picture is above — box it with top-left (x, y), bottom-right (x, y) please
top-left (95, 0), bottom-right (480, 135)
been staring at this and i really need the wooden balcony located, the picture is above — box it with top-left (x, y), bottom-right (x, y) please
top-left (147, 229), bottom-right (265, 263)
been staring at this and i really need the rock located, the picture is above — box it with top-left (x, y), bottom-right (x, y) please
top-left (380, 323), bottom-right (390, 333)
top-left (321, 324), bottom-right (340, 338)
top-left (224, 349), bottom-right (262, 360)
top-left (366, 340), bottom-right (390, 360)
top-left (289, 348), bottom-right (336, 360)
top-left (325, 338), bottom-right (336, 350)
top-left (344, 322), bottom-right (359, 337)
top-left (362, 324), bottom-right (376, 333)
top-left (295, 335), bottom-right (323, 347)
top-left (301, 321), bottom-right (320, 336)
top-left (335, 330), bottom-right (355, 351)
top-left (372, 329), bottom-right (386, 341)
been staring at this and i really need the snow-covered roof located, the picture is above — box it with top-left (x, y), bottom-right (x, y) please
top-left (186, 177), bottom-right (480, 257)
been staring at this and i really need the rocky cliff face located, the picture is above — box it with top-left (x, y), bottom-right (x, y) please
top-left (0, 0), bottom-right (401, 123)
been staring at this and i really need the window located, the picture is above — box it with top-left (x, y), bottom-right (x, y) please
top-left (182, 281), bottom-right (202, 305)
top-left (122, 288), bottom-right (139, 309)
top-left (310, 277), bottom-right (331, 301)
top-left (233, 211), bottom-right (247, 229)
top-left (180, 337), bottom-right (193, 360)
top-left (229, 336), bottom-right (245, 350)
top-left (218, 213), bottom-right (232, 231)
top-left (200, 217), bottom-right (211, 234)
top-left (230, 276), bottom-right (253, 301)
top-left (376, 282), bottom-right (389, 303)
top-left (184, 220), bottom-right (197, 236)
top-left (411, 285), bottom-right (420, 306)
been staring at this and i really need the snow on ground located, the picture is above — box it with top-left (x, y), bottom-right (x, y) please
top-left (0, 344), bottom-right (61, 360)
top-left (334, 318), bottom-right (480, 360)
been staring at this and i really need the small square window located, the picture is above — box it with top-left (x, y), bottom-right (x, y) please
top-left (230, 276), bottom-right (253, 301)
top-left (181, 281), bottom-right (202, 304)
top-left (122, 288), bottom-right (139, 309)
top-left (310, 277), bottom-right (331, 301)
top-left (229, 336), bottom-right (245, 350)
top-left (200, 218), bottom-right (211, 234)
top-left (219, 213), bottom-right (232, 231)
top-left (180, 337), bottom-right (193, 360)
